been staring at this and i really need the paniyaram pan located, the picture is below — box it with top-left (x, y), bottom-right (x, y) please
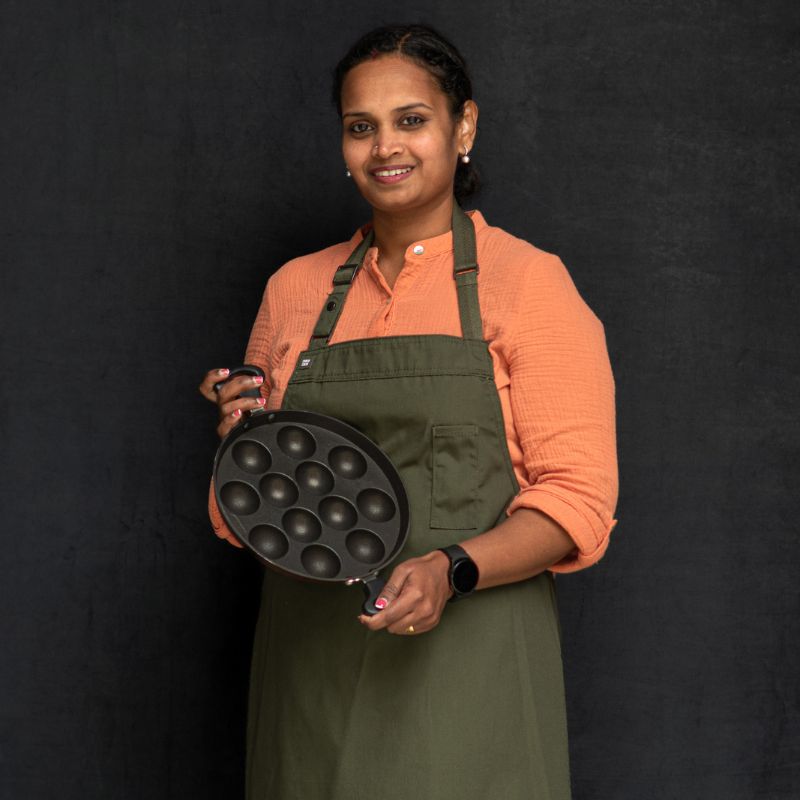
top-left (212, 365), bottom-right (410, 615)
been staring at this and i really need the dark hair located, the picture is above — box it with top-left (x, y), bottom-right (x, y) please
top-left (331, 23), bottom-right (481, 203)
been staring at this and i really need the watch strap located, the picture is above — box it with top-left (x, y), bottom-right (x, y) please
top-left (440, 544), bottom-right (470, 563)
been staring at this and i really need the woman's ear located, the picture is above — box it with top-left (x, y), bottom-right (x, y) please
top-left (459, 99), bottom-right (479, 151)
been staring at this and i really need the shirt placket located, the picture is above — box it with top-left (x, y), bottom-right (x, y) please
top-left (364, 247), bottom-right (426, 335)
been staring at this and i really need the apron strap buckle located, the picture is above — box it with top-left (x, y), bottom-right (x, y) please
top-left (332, 264), bottom-right (359, 285)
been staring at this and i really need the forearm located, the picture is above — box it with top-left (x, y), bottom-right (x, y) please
top-left (456, 508), bottom-right (576, 590)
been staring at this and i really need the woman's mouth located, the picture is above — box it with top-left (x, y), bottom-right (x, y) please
top-left (370, 166), bottom-right (415, 184)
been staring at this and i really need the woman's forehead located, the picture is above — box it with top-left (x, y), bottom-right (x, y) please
top-left (340, 56), bottom-right (444, 113)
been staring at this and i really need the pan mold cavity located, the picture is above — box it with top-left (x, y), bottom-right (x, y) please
top-left (283, 508), bottom-right (322, 543)
top-left (249, 525), bottom-right (289, 559)
top-left (277, 425), bottom-right (316, 460)
top-left (357, 488), bottom-right (396, 522)
top-left (346, 530), bottom-right (386, 564)
top-left (301, 544), bottom-right (341, 578)
top-left (220, 481), bottom-right (260, 516)
top-left (328, 446), bottom-right (367, 480)
top-left (232, 440), bottom-right (272, 474)
top-left (295, 461), bottom-right (335, 495)
top-left (260, 473), bottom-right (300, 508)
top-left (318, 496), bottom-right (358, 531)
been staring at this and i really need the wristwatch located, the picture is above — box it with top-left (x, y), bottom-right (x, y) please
top-left (438, 544), bottom-right (480, 601)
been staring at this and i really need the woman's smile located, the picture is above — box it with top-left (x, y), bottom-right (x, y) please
top-left (370, 165), bottom-right (415, 184)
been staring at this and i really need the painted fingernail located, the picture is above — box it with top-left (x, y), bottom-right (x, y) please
top-left (232, 409), bottom-right (242, 418)
top-left (252, 376), bottom-right (263, 385)
top-left (256, 397), bottom-right (266, 406)
top-left (217, 368), bottom-right (229, 376)
top-left (374, 598), bottom-right (388, 610)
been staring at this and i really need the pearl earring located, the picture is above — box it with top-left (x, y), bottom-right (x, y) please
top-left (345, 166), bottom-right (351, 177)
top-left (461, 146), bottom-right (471, 164)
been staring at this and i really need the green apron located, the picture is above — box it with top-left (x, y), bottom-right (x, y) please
top-left (246, 201), bottom-right (572, 800)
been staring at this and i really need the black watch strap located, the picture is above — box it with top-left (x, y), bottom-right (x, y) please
top-left (439, 544), bottom-right (480, 601)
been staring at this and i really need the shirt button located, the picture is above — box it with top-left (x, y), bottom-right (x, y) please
top-left (412, 244), bottom-right (424, 255)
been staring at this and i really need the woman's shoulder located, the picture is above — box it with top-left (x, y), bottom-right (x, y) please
top-left (475, 212), bottom-right (600, 326)
top-left (266, 236), bottom-right (358, 299)
top-left (475, 212), bottom-right (566, 286)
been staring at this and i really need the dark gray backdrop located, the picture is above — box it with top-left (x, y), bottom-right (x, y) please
top-left (1, 1), bottom-right (798, 798)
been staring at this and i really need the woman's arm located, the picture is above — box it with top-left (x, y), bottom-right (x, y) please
top-left (205, 278), bottom-right (275, 547)
top-left (496, 252), bottom-right (619, 573)
top-left (458, 508), bottom-right (576, 589)
top-left (360, 253), bottom-right (619, 634)
top-left (356, 510), bottom-right (575, 636)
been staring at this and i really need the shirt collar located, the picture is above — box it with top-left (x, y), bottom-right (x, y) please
top-left (347, 208), bottom-right (488, 263)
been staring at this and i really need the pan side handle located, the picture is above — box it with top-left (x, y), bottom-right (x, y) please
top-left (213, 364), bottom-right (265, 403)
top-left (351, 574), bottom-right (386, 616)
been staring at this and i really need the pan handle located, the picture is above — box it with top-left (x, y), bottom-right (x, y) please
top-left (358, 574), bottom-right (387, 616)
top-left (213, 364), bottom-right (265, 402)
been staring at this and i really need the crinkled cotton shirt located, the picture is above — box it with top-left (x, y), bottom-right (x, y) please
top-left (208, 208), bottom-right (619, 573)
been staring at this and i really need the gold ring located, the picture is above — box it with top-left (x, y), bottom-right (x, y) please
top-left (405, 625), bottom-right (415, 634)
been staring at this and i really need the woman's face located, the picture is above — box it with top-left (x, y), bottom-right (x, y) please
top-left (340, 54), bottom-right (476, 214)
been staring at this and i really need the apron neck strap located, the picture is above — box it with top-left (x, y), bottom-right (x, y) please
top-left (308, 225), bottom-right (376, 351)
top-left (308, 201), bottom-right (482, 350)
top-left (451, 200), bottom-right (482, 340)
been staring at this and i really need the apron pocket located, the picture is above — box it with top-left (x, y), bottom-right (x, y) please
top-left (430, 424), bottom-right (478, 530)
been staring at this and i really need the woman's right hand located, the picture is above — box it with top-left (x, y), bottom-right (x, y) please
top-left (197, 367), bottom-right (267, 439)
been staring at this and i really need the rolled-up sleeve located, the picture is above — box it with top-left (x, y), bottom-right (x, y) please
top-left (208, 278), bottom-right (275, 547)
top-left (505, 254), bottom-right (619, 573)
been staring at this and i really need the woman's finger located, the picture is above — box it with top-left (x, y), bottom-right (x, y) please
top-left (359, 566), bottom-right (419, 631)
top-left (386, 610), bottom-right (430, 636)
top-left (198, 368), bottom-right (230, 401)
top-left (219, 395), bottom-right (266, 419)
top-left (217, 409), bottom-right (245, 439)
top-left (216, 399), bottom-right (264, 438)
top-left (374, 562), bottom-right (415, 611)
top-left (215, 399), bottom-right (264, 437)
top-left (216, 374), bottom-right (264, 403)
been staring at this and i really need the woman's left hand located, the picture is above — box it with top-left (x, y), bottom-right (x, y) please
top-left (357, 550), bottom-right (454, 635)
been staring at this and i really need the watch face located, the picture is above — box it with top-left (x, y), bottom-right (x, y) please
top-left (452, 558), bottom-right (479, 594)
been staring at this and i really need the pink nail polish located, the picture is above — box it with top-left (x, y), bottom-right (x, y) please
top-left (232, 409), bottom-right (242, 418)
top-left (374, 598), bottom-right (388, 610)
top-left (218, 368), bottom-right (229, 376)
top-left (253, 376), bottom-right (263, 385)
top-left (257, 398), bottom-right (266, 406)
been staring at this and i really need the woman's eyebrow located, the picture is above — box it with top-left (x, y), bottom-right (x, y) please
top-left (342, 102), bottom-right (434, 119)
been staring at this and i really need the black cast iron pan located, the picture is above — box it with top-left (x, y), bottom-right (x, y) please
top-left (212, 365), bottom-right (410, 615)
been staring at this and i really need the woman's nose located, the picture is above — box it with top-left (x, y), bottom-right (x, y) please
top-left (373, 136), bottom-right (402, 158)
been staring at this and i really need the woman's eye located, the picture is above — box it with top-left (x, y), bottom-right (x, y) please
top-left (348, 116), bottom-right (424, 134)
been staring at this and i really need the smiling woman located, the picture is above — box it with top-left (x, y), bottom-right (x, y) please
top-left (335, 34), bottom-right (480, 288)
top-left (199, 22), bottom-right (618, 800)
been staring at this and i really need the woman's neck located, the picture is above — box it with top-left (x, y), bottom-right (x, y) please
top-left (370, 194), bottom-right (455, 264)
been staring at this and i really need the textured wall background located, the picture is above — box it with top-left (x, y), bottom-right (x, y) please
top-left (1, 1), bottom-right (798, 797)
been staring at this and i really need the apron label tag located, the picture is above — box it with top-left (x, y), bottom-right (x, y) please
top-left (298, 356), bottom-right (314, 369)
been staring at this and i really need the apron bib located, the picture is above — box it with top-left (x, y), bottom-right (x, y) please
top-left (245, 203), bottom-right (572, 800)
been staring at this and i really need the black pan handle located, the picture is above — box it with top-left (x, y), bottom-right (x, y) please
top-left (359, 574), bottom-right (387, 616)
top-left (213, 364), bottom-right (265, 399)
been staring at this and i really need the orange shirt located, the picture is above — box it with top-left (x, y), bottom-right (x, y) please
top-left (209, 209), bottom-right (619, 573)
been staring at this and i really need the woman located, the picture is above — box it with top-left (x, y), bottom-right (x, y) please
top-left (199, 23), bottom-right (618, 800)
